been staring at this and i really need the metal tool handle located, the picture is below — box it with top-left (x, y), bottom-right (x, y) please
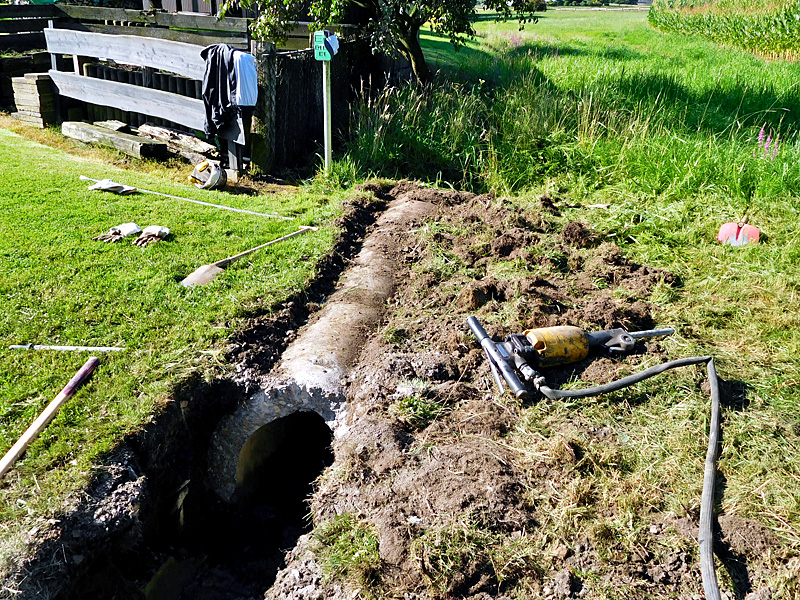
top-left (627, 328), bottom-right (675, 340)
top-left (467, 316), bottom-right (528, 399)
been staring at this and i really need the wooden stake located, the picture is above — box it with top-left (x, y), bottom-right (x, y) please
top-left (0, 357), bottom-right (100, 480)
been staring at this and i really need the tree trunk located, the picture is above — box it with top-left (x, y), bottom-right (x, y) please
top-left (398, 28), bottom-right (431, 84)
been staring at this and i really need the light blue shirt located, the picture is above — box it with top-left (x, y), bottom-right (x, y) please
top-left (233, 51), bottom-right (258, 107)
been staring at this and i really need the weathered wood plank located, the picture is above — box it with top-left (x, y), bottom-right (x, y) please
top-left (12, 112), bottom-right (51, 128)
top-left (49, 70), bottom-right (206, 130)
top-left (62, 121), bottom-right (168, 158)
top-left (56, 21), bottom-right (247, 48)
top-left (138, 122), bottom-right (218, 163)
top-left (138, 123), bottom-right (216, 153)
top-left (45, 29), bottom-right (206, 80)
top-left (0, 18), bottom-right (50, 34)
top-left (54, 5), bottom-right (248, 33)
top-left (0, 5), bottom-right (59, 19)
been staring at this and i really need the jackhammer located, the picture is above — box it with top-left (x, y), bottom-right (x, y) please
top-left (466, 315), bottom-right (724, 600)
top-left (467, 316), bottom-right (675, 400)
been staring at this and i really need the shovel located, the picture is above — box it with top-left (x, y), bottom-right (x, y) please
top-left (180, 226), bottom-right (317, 287)
top-left (717, 215), bottom-right (760, 246)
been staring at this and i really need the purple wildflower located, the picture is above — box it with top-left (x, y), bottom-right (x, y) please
top-left (754, 126), bottom-right (779, 161)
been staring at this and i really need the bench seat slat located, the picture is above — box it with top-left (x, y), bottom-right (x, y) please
top-left (49, 69), bottom-right (206, 131)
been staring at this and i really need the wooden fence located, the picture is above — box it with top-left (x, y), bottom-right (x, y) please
top-left (1, 4), bottom-right (408, 172)
top-left (0, 4), bottom-right (51, 52)
top-left (0, 4), bottom-right (248, 110)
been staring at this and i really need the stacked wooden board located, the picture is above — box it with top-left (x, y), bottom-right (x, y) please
top-left (0, 52), bottom-right (50, 108)
top-left (12, 73), bottom-right (56, 128)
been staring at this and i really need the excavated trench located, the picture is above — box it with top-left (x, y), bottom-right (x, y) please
top-left (8, 182), bottom-right (787, 599)
top-left (5, 183), bottom-right (430, 600)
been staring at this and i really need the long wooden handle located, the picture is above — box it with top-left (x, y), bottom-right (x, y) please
top-left (0, 357), bottom-right (100, 480)
top-left (213, 226), bottom-right (317, 268)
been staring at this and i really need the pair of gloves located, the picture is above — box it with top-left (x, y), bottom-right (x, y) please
top-left (93, 223), bottom-right (170, 247)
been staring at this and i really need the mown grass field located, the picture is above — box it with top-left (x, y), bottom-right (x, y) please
top-left (0, 123), bottom-right (340, 564)
top-left (335, 7), bottom-right (800, 595)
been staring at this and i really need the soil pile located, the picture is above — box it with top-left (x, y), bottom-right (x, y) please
top-left (266, 183), bottom-right (780, 600)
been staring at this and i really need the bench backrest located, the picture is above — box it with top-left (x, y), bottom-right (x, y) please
top-left (45, 27), bottom-right (207, 131)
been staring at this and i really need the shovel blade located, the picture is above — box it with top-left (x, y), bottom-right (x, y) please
top-left (717, 222), bottom-right (760, 246)
top-left (180, 264), bottom-right (225, 287)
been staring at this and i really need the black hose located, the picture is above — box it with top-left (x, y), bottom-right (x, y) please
top-left (700, 358), bottom-right (722, 600)
top-left (536, 356), bottom-right (712, 399)
top-left (537, 355), bottom-right (722, 600)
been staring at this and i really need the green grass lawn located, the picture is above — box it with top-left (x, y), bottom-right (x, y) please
top-left (0, 128), bottom-right (339, 559)
top-left (339, 8), bottom-right (800, 592)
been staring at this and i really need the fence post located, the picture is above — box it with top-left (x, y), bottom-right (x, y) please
top-left (250, 40), bottom-right (276, 176)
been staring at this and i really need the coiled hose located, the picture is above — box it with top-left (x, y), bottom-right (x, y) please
top-left (537, 356), bottom-right (722, 600)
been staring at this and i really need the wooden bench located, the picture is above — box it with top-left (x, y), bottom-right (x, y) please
top-left (44, 26), bottom-right (249, 170)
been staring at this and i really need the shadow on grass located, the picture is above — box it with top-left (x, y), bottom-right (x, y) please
top-left (425, 27), bottom-right (800, 136)
top-left (714, 378), bottom-right (752, 600)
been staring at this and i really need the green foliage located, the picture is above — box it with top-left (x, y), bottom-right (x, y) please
top-left (348, 82), bottom-right (493, 188)
top-left (390, 393), bottom-right (450, 429)
top-left (346, 11), bottom-right (800, 200)
top-left (314, 513), bottom-right (382, 593)
top-left (0, 129), bottom-right (339, 556)
top-left (222, 0), bottom-right (543, 81)
top-left (649, 0), bottom-right (800, 59)
top-left (313, 155), bottom-right (361, 190)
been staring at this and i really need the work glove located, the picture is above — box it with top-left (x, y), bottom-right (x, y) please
top-left (93, 222), bottom-right (141, 243)
top-left (87, 179), bottom-right (137, 195)
top-left (133, 225), bottom-right (170, 247)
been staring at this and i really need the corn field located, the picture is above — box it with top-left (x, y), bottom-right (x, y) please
top-left (649, 0), bottom-right (800, 59)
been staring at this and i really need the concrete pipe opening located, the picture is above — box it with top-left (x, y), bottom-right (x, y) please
top-left (167, 411), bottom-right (333, 597)
top-left (235, 410), bottom-right (334, 510)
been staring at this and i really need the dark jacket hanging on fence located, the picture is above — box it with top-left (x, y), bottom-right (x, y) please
top-left (200, 43), bottom-right (238, 138)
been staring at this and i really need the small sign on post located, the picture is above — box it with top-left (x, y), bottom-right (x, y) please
top-left (313, 30), bottom-right (338, 174)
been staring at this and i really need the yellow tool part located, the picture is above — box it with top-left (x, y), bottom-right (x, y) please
top-left (523, 325), bottom-right (589, 367)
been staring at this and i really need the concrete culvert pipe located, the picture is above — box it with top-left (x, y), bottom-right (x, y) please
top-left (207, 191), bottom-right (436, 502)
top-left (236, 411), bottom-right (334, 507)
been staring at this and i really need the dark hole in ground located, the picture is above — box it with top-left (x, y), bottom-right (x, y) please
top-left (163, 411), bottom-right (334, 600)
top-left (69, 411), bottom-right (336, 600)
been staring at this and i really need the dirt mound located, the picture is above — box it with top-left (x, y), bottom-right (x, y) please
top-left (269, 183), bottom-right (781, 599)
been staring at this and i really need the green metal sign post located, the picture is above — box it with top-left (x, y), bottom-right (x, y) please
top-left (313, 30), bottom-right (337, 174)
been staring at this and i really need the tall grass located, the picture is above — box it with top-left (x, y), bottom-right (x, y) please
top-left (347, 47), bottom-right (800, 202)
top-left (349, 12), bottom-right (800, 202)
top-left (348, 83), bottom-right (494, 189)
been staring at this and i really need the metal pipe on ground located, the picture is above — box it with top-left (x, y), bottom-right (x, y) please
top-left (10, 344), bottom-right (125, 352)
top-left (78, 176), bottom-right (292, 220)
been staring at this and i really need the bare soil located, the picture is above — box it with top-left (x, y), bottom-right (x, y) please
top-left (3, 181), bottom-right (785, 600)
top-left (266, 183), bottom-right (782, 600)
